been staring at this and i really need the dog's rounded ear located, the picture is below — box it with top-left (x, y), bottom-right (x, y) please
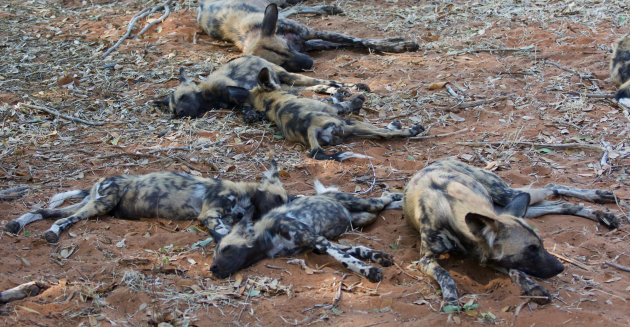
top-left (178, 67), bottom-right (191, 84)
top-left (153, 94), bottom-right (172, 108)
top-left (262, 3), bottom-right (278, 37)
top-left (226, 86), bottom-right (250, 105)
top-left (257, 68), bottom-right (277, 91)
top-left (501, 193), bottom-right (530, 218)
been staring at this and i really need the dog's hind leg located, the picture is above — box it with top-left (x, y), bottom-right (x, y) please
top-left (342, 120), bottom-right (424, 139)
top-left (312, 236), bottom-right (384, 282)
top-left (524, 200), bottom-right (619, 228)
top-left (541, 184), bottom-right (616, 204)
top-left (42, 178), bottom-right (125, 243)
top-left (330, 242), bottom-right (393, 267)
top-left (309, 30), bottom-right (419, 53)
top-left (280, 4), bottom-right (343, 17)
top-left (320, 191), bottom-right (401, 213)
top-left (4, 194), bottom-right (91, 234)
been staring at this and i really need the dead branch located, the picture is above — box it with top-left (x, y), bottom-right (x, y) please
top-left (456, 141), bottom-right (605, 153)
top-left (442, 96), bottom-right (508, 112)
top-left (137, 0), bottom-right (173, 36)
top-left (564, 91), bottom-right (615, 98)
top-left (102, 0), bottom-right (173, 58)
top-left (410, 128), bottom-right (468, 140)
top-left (550, 252), bottom-right (591, 271)
top-left (605, 261), bottom-right (630, 273)
top-left (544, 60), bottom-right (593, 79)
top-left (19, 103), bottom-right (105, 126)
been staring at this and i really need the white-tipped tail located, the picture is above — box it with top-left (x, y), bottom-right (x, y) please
top-left (314, 179), bottom-right (339, 194)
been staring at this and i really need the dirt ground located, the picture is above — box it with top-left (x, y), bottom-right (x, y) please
top-left (1, 0), bottom-right (629, 326)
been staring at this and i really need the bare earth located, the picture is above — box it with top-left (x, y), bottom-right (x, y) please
top-left (1, 0), bottom-right (629, 326)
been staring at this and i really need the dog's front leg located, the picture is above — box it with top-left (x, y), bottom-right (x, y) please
top-left (507, 269), bottom-right (552, 304)
top-left (197, 208), bottom-right (231, 241)
top-left (329, 242), bottom-right (393, 267)
top-left (418, 255), bottom-right (459, 309)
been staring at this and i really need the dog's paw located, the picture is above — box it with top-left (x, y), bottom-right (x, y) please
top-left (351, 83), bottom-right (371, 92)
top-left (409, 124), bottom-right (425, 136)
top-left (386, 120), bottom-right (403, 130)
top-left (365, 267), bottom-right (383, 283)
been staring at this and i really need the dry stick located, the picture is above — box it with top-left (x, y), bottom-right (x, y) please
top-left (410, 128), bottom-right (468, 140)
top-left (544, 60), bottom-right (592, 78)
top-left (457, 141), bottom-right (605, 153)
top-left (442, 96), bottom-right (508, 112)
top-left (550, 252), bottom-right (591, 271)
top-left (137, 0), bottom-right (173, 36)
top-left (102, 0), bottom-right (172, 58)
top-left (20, 103), bottom-right (105, 126)
top-left (564, 91), bottom-right (615, 98)
top-left (605, 261), bottom-right (630, 273)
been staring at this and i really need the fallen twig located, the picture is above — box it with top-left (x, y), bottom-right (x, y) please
top-left (411, 128), bottom-right (468, 140)
top-left (550, 252), bottom-right (591, 271)
top-left (102, 0), bottom-right (173, 58)
top-left (605, 261), bottom-right (630, 273)
top-left (137, 0), bottom-right (173, 36)
top-left (19, 103), bottom-right (105, 126)
top-left (544, 60), bottom-right (592, 79)
top-left (456, 141), bottom-right (605, 153)
top-left (564, 91), bottom-right (615, 98)
top-left (442, 96), bottom-right (508, 112)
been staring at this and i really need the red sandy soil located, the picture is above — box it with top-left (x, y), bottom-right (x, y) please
top-left (0, 0), bottom-right (629, 326)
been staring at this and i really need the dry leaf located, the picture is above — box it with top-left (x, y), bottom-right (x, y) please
top-left (428, 81), bottom-right (448, 90)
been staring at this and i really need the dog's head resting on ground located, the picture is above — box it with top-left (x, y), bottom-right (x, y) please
top-left (243, 4), bottom-right (313, 72)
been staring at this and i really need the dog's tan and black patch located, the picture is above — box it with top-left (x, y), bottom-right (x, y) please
top-left (611, 32), bottom-right (630, 106)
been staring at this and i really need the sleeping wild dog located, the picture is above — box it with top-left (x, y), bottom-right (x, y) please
top-left (156, 55), bottom-right (370, 118)
top-left (227, 67), bottom-right (424, 161)
top-left (402, 159), bottom-right (620, 309)
top-left (4, 161), bottom-right (288, 244)
top-left (197, 1), bottom-right (419, 71)
top-left (611, 32), bottom-right (630, 108)
top-left (210, 180), bottom-right (401, 282)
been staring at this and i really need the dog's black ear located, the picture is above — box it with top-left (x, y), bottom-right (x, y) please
top-left (227, 86), bottom-right (250, 105)
top-left (261, 3), bottom-right (278, 37)
top-left (501, 193), bottom-right (530, 218)
top-left (178, 67), bottom-right (191, 84)
top-left (153, 94), bottom-right (171, 107)
top-left (257, 68), bottom-right (277, 92)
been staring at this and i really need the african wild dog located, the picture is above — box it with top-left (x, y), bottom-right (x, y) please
top-left (197, 1), bottom-right (419, 72)
top-left (227, 67), bottom-right (424, 161)
top-left (611, 32), bottom-right (630, 107)
top-left (4, 161), bottom-right (288, 244)
top-left (155, 55), bottom-right (370, 118)
top-left (210, 180), bottom-right (401, 282)
top-left (402, 159), bottom-right (620, 309)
